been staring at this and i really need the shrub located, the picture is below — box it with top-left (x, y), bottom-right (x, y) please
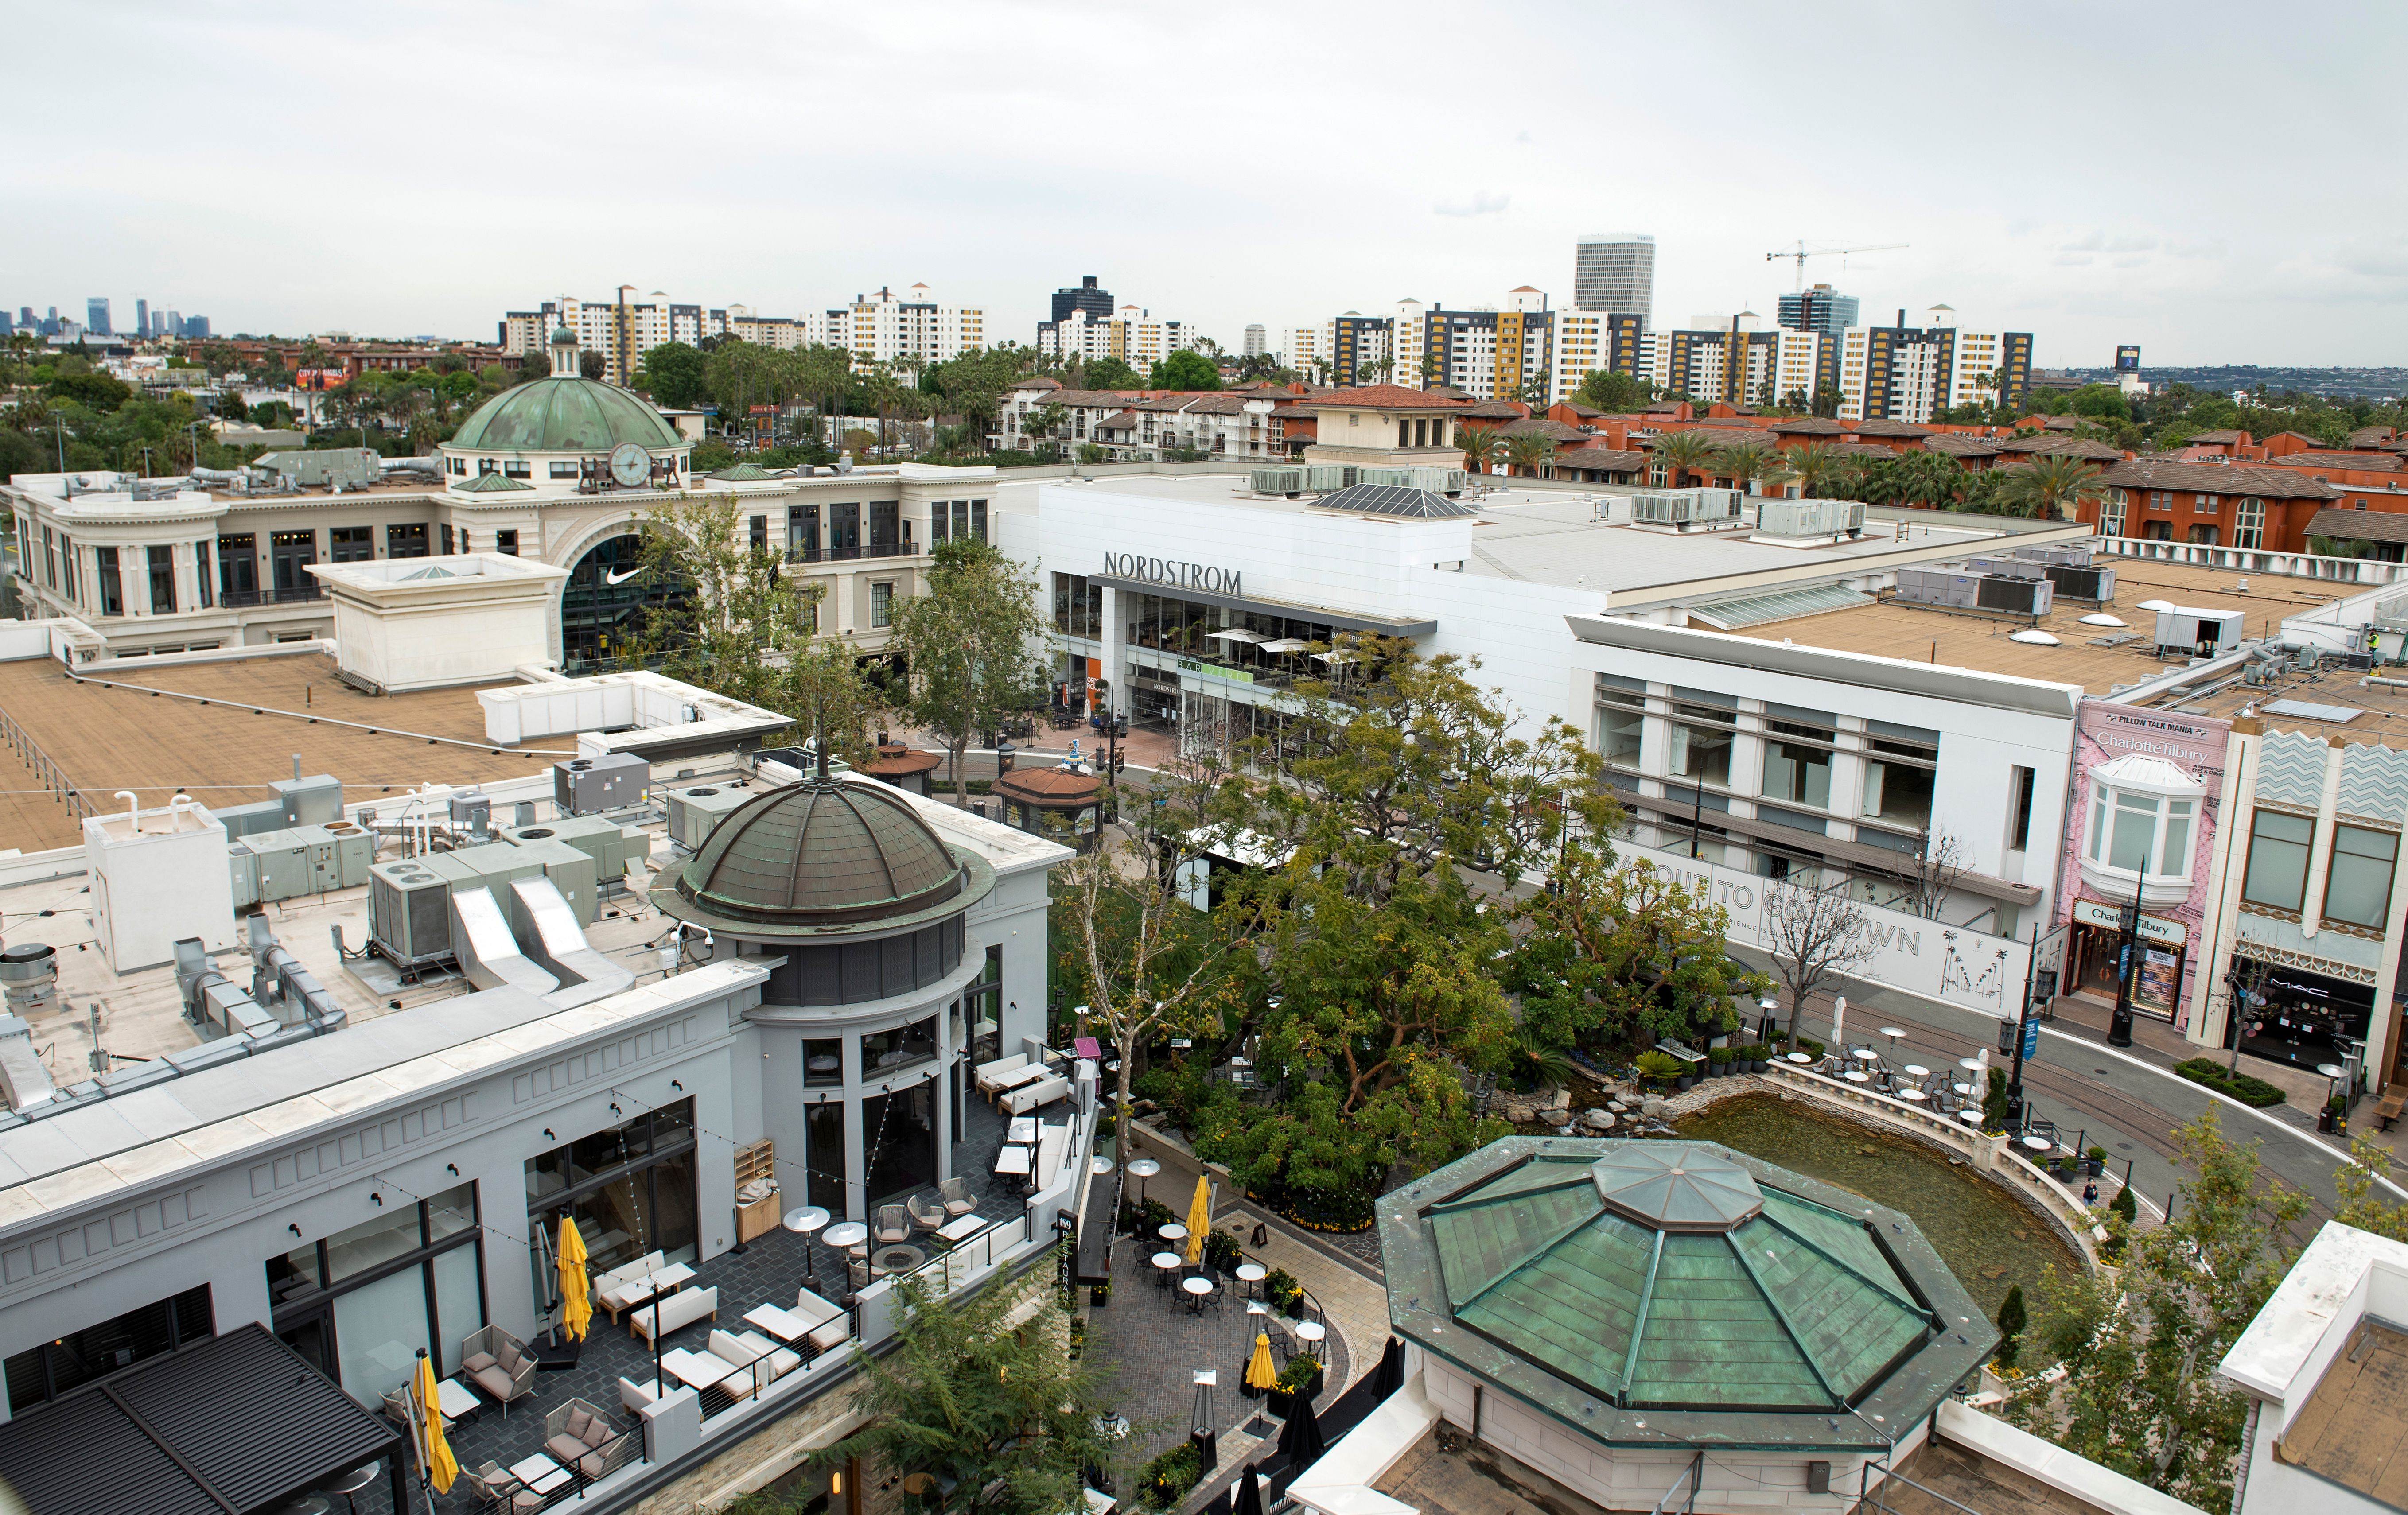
top-left (2110, 1184), bottom-right (2138, 1225)
top-left (1139, 1442), bottom-right (1205, 1510)
top-left (1633, 1050), bottom-right (1686, 1084)
top-left (1277, 1352), bottom-right (1323, 1392)
top-left (1263, 1267), bottom-right (1302, 1315)
top-left (1993, 1284), bottom-right (2027, 1368)
top-left (2170, 1058), bottom-right (2287, 1107)
top-left (1795, 1037), bottom-right (1826, 1058)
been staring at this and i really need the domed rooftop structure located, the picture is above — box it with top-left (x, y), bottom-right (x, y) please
top-left (654, 779), bottom-right (988, 936)
top-left (1382, 1138), bottom-right (1989, 1432)
top-left (449, 375), bottom-right (683, 454)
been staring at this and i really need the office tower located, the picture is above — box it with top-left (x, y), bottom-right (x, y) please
top-left (1243, 325), bottom-right (1266, 357)
top-left (17, 307), bottom-right (30, 332)
top-left (1776, 284), bottom-right (1859, 338)
top-left (1050, 276), bottom-right (1114, 325)
top-left (159, 309), bottom-right (180, 338)
top-left (87, 298), bottom-right (111, 337)
top-left (183, 315), bottom-right (210, 340)
top-left (136, 299), bottom-right (149, 338)
top-left (1573, 234), bottom-right (1655, 331)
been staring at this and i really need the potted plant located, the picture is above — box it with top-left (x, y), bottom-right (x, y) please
top-left (1751, 1044), bottom-right (1771, 1073)
top-left (1276, 1352), bottom-right (1324, 1407)
top-left (2085, 1145), bottom-right (2106, 1177)
top-left (1091, 1278), bottom-right (1112, 1306)
top-left (1708, 1047), bottom-right (1731, 1078)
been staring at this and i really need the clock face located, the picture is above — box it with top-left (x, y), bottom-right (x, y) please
top-left (610, 442), bottom-right (650, 487)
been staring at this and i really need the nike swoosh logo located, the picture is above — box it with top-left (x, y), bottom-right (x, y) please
top-left (605, 567), bottom-right (645, 586)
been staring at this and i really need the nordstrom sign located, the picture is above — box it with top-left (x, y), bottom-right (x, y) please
top-left (1101, 553), bottom-right (1242, 596)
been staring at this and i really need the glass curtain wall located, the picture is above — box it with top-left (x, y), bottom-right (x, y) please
top-left (862, 1084), bottom-right (938, 1207)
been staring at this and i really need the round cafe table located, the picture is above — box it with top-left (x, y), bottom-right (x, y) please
top-left (1898, 1088), bottom-right (1928, 1103)
top-left (1952, 1083), bottom-right (1976, 1098)
top-left (1879, 1027), bottom-right (1907, 1049)
top-left (1960, 1057), bottom-right (1984, 1073)
top-left (822, 1221), bottom-right (870, 1261)
top-left (1293, 1320), bottom-right (1327, 1344)
top-left (1844, 1070), bottom-right (1870, 1084)
top-left (2021, 1135), bottom-right (2053, 1154)
top-left (1235, 1261), bottom-right (1268, 1299)
top-left (1158, 1222), bottom-right (1188, 1245)
top-left (1957, 1108), bottom-right (1984, 1125)
top-left (1151, 1251), bottom-right (1183, 1291)
top-left (1181, 1275), bottom-right (1214, 1312)
top-left (1786, 1052), bottom-right (1813, 1064)
top-left (1902, 1065), bottom-right (1930, 1079)
top-left (784, 1204), bottom-right (831, 1274)
top-left (1852, 1048), bottom-right (1882, 1061)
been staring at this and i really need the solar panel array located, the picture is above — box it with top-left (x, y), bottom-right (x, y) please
top-left (1312, 483), bottom-right (1478, 519)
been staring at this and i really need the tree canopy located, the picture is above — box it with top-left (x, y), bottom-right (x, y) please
top-left (1147, 350), bottom-right (1219, 391)
top-left (886, 539), bottom-right (1048, 801)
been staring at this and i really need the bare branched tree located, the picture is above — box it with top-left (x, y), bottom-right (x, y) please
top-left (1761, 877), bottom-right (1879, 1038)
top-left (1896, 827), bottom-right (1971, 920)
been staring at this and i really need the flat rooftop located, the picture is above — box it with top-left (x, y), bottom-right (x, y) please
top-left (1731, 557), bottom-right (2364, 699)
top-left (0, 651), bottom-right (562, 851)
top-left (1864, 1435), bottom-right (2125, 1515)
top-left (1005, 473), bottom-right (2074, 598)
top-left (2270, 1317), bottom-right (2408, 1507)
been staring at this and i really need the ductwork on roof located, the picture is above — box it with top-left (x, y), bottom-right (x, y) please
top-left (381, 455), bottom-right (443, 478)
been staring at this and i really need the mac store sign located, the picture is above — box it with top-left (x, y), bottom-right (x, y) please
top-left (1100, 552), bottom-right (1243, 596)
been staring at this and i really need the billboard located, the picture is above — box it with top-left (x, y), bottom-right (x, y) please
top-left (1612, 837), bottom-right (2034, 1020)
top-left (2115, 345), bottom-right (2141, 373)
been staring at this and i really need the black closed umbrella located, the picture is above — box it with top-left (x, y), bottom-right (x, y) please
top-left (1233, 1464), bottom-right (1265, 1515)
top-left (1276, 1391), bottom-right (1326, 1471)
top-left (1371, 1337), bottom-right (1405, 1399)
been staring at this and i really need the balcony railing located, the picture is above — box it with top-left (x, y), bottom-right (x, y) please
top-left (217, 584), bottom-right (325, 608)
top-left (786, 541), bottom-right (913, 564)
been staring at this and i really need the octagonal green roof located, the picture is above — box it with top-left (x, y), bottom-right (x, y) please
top-left (665, 780), bottom-right (973, 931)
top-left (1385, 1139), bottom-right (1992, 1442)
top-left (450, 376), bottom-right (683, 454)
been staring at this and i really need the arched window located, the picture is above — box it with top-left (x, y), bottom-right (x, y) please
top-left (2235, 496), bottom-right (2265, 549)
top-left (2080, 754), bottom-right (2206, 906)
top-left (2104, 488), bottom-right (2128, 536)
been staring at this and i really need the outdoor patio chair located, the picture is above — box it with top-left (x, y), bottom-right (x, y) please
top-left (938, 1176), bottom-right (977, 1218)
top-left (906, 1192), bottom-right (946, 1232)
top-left (543, 1396), bottom-right (627, 1480)
top-left (458, 1325), bottom-right (537, 1415)
top-left (875, 1205), bottom-right (912, 1245)
top-left (464, 1463), bottom-right (545, 1515)
top-left (841, 1258), bottom-right (871, 1307)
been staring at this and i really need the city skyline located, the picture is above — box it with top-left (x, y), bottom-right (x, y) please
top-left (5, 3), bottom-right (2400, 368)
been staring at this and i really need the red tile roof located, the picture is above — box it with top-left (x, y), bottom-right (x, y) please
top-left (1301, 385), bottom-right (1470, 411)
top-left (2096, 459), bottom-right (2342, 499)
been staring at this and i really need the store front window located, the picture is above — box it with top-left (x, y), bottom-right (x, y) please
top-left (268, 1181), bottom-right (485, 1407)
top-left (5, 1285), bottom-right (212, 1413)
top-left (524, 1098), bottom-right (699, 1303)
top-left (2231, 962), bottom-right (2373, 1072)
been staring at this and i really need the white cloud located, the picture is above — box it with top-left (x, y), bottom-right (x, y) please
top-left (1434, 190), bottom-right (1512, 218)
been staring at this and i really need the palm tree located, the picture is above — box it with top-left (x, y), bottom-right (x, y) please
top-left (1784, 442), bottom-right (1844, 498)
top-left (1503, 431), bottom-right (1556, 479)
top-left (1712, 439), bottom-right (1793, 496)
top-left (2000, 455), bottom-right (2107, 521)
top-left (1459, 424), bottom-right (1503, 475)
top-left (1649, 428), bottom-right (1719, 488)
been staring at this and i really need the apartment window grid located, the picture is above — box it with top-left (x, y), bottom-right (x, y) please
top-left (2194, 493), bottom-right (2220, 514)
top-left (2147, 491), bottom-right (2172, 513)
top-left (870, 580), bottom-right (894, 628)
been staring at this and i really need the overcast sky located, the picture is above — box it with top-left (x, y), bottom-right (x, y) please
top-left (11, 1), bottom-right (2401, 369)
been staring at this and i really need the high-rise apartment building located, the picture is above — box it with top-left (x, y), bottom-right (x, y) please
top-left (86, 298), bottom-right (111, 337)
top-left (502, 286), bottom-right (984, 381)
top-left (1037, 303), bottom-right (1194, 372)
top-left (1777, 284), bottom-right (1859, 339)
top-left (135, 299), bottom-right (149, 339)
top-left (1242, 325), bottom-right (1266, 357)
top-left (1050, 276), bottom-right (1114, 326)
top-left (1573, 234), bottom-right (1655, 331)
top-left (1420, 288), bottom-right (1556, 402)
top-left (1834, 308), bottom-right (2031, 422)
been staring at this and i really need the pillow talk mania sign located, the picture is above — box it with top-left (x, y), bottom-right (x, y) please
top-left (1615, 837), bottom-right (2031, 1019)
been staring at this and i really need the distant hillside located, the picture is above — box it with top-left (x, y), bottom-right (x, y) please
top-left (2055, 365), bottom-right (2406, 400)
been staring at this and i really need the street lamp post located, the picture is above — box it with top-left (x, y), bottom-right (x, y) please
top-left (1687, 775), bottom-right (1708, 861)
top-left (2004, 922), bottom-right (2049, 1130)
top-left (2109, 898), bottom-right (2139, 1049)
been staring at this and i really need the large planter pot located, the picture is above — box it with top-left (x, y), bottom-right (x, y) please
top-left (1753, 1059), bottom-right (1770, 1073)
top-left (1265, 1388), bottom-right (1294, 1416)
top-left (1676, 1075), bottom-right (1695, 1091)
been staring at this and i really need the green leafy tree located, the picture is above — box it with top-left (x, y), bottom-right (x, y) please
top-left (1457, 423), bottom-right (1502, 474)
top-left (1574, 369), bottom-right (1653, 412)
top-left (1502, 431), bottom-right (1556, 478)
top-left (1148, 350), bottom-right (1220, 391)
top-left (2000, 454), bottom-right (2107, 520)
top-left (809, 1268), bottom-right (1130, 1515)
top-left (1649, 428), bottom-right (1719, 487)
top-left (632, 492), bottom-right (822, 709)
top-left (635, 342), bottom-right (709, 408)
top-left (2006, 1108), bottom-right (2311, 1510)
top-left (1994, 1285), bottom-right (2027, 1368)
top-left (1021, 402), bottom-right (1067, 448)
top-left (2069, 384), bottom-right (2131, 422)
top-left (1712, 439), bottom-right (1793, 496)
top-left (1083, 356), bottom-right (1143, 390)
top-left (1784, 441), bottom-right (1844, 497)
top-left (888, 538), bottom-right (1048, 803)
top-left (1810, 382), bottom-right (1843, 419)
top-left (47, 370), bottom-right (132, 409)
top-left (578, 350), bottom-right (607, 381)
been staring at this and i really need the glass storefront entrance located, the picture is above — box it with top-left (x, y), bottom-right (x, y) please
top-left (2230, 959), bottom-right (2373, 1072)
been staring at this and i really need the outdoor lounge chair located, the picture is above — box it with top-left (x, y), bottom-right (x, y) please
top-left (938, 1176), bottom-right (977, 1218)
top-left (875, 1204), bottom-right (912, 1245)
top-left (458, 1325), bottom-right (537, 1415)
top-left (543, 1397), bottom-right (627, 1480)
top-left (906, 1192), bottom-right (946, 1232)
top-left (465, 1463), bottom-right (545, 1515)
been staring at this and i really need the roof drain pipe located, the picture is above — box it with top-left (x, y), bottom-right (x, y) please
top-left (116, 790), bottom-right (140, 835)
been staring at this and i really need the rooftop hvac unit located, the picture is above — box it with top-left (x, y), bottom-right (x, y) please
top-left (227, 845), bottom-right (258, 910)
top-left (270, 773), bottom-right (342, 826)
top-left (1756, 499), bottom-right (1867, 539)
top-left (667, 783), bottom-right (755, 851)
top-left (2042, 562), bottom-right (2116, 602)
top-left (1304, 465), bottom-right (1358, 493)
top-left (554, 752), bottom-right (650, 816)
top-left (1965, 556), bottom-right (2047, 580)
top-left (242, 827), bottom-right (322, 905)
top-left (368, 857), bottom-right (460, 970)
top-left (1626, 488), bottom-right (1745, 531)
top-left (448, 791), bottom-right (493, 838)
top-left (504, 836), bottom-right (599, 930)
top-left (2012, 544), bottom-right (2094, 567)
top-left (1895, 567), bottom-right (1983, 608)
top-left (1250, 467), bottom-right (1305, 497)
top-left (503, 815), bottom-right (645, 886)
top-left (1976, 575), bottom-right (2054, 615)
top-left (2155, 607), bottom-right (2245, 656)
top-left (320, 821), bottom-right (374, 886)
top-left (251, 448), bottom-right (381, 489)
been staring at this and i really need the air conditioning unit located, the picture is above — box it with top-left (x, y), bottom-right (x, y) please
top-left (1976, 575), bottom-right (2054, 615)
top-left (1626, 488), bottom-right (1746, 532)
top-left (2042, 563), bottom-right (2116, 602)
top-left (368, 858), bottom-right (459, 969)
top-left (1304, 465), bottom-right (1358, 493)
top-left (554, 752), bottom-right (650, 816)
top-left (1249, 467), bottom-right (1305, 497)
top-left (667, 784), bottom-right (755, 851)
top-left (227, 845), bottom-right (259, 910)
top-left (1895, 567), bottom-right (1982, 608)
top-left (1965, 555), bottom-right (2046, 580)
top-left (2155, 607), bottom-right (2244, 656)
top-left (1756, 499), bottom-right (1867, 540)
top-left (2012, 544), bottom-right (2093, 567)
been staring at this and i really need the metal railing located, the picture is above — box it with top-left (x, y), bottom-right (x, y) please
top-left (0, 705), bottom-right (93, 821)
top-left (2094, 534), bottom-right (2408, 586)
top-left (218, 583), bottom-right (325, 608)
top-left (785, 541), bottom-right (914, 564)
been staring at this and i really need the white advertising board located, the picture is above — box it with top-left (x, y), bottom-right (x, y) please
top-left (1613, 838), bottom-right (2034, 1020)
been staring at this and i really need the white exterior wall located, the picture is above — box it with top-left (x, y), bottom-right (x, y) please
top-left (84, 802), bottom-right (240, 972)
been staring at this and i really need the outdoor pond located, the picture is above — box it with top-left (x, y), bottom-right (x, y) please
top-left (1674, 1091), bottom-right (2084, 1317)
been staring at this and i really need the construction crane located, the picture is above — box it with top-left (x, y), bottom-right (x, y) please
top-left (1765, 241), bottom-right (1908, 292)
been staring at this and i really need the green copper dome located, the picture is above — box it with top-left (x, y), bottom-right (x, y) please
top-left (450, 377), bottom-right (682, 453)
top-left (669, 781), bottom-right (969, 929)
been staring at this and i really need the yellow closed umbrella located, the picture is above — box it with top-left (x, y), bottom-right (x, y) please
top-left (1245, 1332), bottom-right (1278, 1393)
top-left (556, 1217), bottom-right (592, 1342)
top-left (412, 1353), bottom-right (459, 1495)
top-left (1182, 1176), bottom-right (1211, 1266)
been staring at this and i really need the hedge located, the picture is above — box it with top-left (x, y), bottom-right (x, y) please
top-left (2172, 1057), bottom-right (2287, 1107)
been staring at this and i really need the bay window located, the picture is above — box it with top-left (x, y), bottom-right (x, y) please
top-left (2080, 754), bottom-right (2205, 907)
